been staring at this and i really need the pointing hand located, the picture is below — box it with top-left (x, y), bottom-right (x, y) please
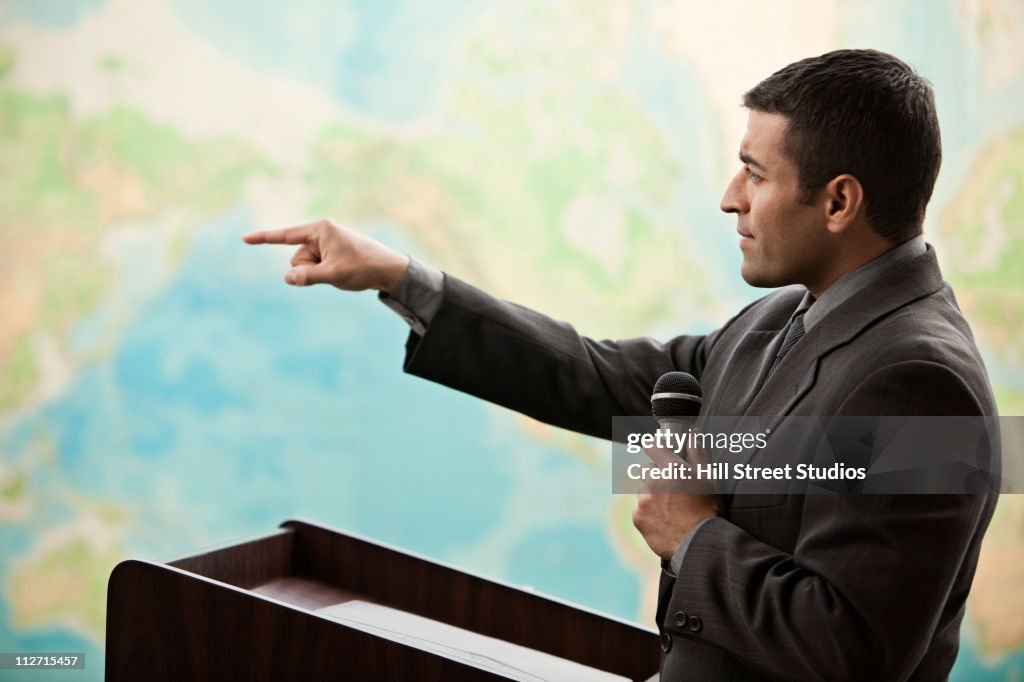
top-left (243, 218), bottom-right (410, 293)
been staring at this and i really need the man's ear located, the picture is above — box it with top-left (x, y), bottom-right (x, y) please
top-left (823, 174), bottom-right (865, 235)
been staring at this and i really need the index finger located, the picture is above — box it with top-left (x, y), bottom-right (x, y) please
top-left (243, 223), bottom-right (318, 245)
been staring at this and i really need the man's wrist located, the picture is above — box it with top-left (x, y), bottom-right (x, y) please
top-left (378, 257), bottom-right (445, 335)
top-left (669, 516), bottom-right (717, 575)
top-left (376, 253), bottom-right (412, 293)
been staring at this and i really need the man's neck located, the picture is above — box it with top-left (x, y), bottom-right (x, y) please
top-left (801, 235), bottom-right (927, 331)
top-left (807, 234), bottom-right (915, 298)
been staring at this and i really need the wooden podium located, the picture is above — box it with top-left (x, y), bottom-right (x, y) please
top-left (106, 519), bottom-right (660, 680)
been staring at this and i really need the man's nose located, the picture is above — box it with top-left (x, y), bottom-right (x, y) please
top-left (720, 171), bottom-right (747, 214)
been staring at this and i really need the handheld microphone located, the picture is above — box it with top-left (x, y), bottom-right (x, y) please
top-left (651, 371), bottom-right (702, 431)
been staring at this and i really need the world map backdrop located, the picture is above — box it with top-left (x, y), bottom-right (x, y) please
top-left (1, 1), bottom-right (1022, 679)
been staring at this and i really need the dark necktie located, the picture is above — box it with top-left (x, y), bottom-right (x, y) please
top-left (767, 308), bottom-right (808, 378)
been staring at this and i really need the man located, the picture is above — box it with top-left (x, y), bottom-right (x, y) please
top-left (244, 50), bottom-right (998, 680)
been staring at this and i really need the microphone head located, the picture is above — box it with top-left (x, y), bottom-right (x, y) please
top-left (651, 372), bottom-right (702, 419)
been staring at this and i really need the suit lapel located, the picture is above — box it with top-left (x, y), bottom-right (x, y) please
top-left (729, 245), bottom-right (945, 465)
top-left (745, 322), bottom-right (822, 419)
top-left (752, 244), bottom-right (943, 415)
top-left (706, 331), bottom-right (780, 415)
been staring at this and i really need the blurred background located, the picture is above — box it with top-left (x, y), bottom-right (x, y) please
top-left (0, 0), bottom-right (1021, 679)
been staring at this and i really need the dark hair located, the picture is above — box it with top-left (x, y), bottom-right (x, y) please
top-left (743, 49), bottom-right (941, 243)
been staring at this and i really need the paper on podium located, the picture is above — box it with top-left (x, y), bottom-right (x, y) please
top-left (316, 600), bottom-right (630, 681)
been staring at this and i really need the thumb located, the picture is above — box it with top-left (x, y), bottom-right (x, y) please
top-left (284, 264), bottom-right (330, 286)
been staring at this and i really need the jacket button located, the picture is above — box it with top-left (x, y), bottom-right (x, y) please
top-left (688, 615), bottom-right (703, 633)
top-left (660, 633), bottom-right (672, 652)
top-left (673, 610), bottom-right (688, 628)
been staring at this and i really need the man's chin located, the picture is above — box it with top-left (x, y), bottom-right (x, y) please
top-left (740, 264), bottom-right (777, 289)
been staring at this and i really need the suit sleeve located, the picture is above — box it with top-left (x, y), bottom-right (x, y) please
top-left (665, 360), bottom-right (996, 681)
top-left (401, 274), bottom-right (718, 440)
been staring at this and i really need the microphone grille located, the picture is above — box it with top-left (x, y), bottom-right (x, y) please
top-left (651, 371), bottom-right (702, 419)
top-left (653, 371), bottom-right (702, 397)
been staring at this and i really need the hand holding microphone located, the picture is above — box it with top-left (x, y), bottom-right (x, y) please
top-left (632, 371), bottom-right (722, 561)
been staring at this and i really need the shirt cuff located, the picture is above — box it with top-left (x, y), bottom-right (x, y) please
top-left (668, 517), bottom-right (716, 577)
top-left (378, 256), bottom-right (444, 336)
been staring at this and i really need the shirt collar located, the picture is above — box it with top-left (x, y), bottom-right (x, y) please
top-left (803, 234), bottom-right (927, 332)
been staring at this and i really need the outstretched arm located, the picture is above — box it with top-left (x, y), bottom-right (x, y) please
top-left (244, 218), bottom-right (717, 438)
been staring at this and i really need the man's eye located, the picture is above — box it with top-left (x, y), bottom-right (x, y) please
top-left (744, 166), bottom-right (761, 182)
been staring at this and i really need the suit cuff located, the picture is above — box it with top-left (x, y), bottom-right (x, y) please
top-left (378, 257), bottom-right (444, 336)
top-left (668, 517), bottom-right (716, 576)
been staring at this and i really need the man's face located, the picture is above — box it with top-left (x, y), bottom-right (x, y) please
top-left (720, 111), bottom-right (832, 291)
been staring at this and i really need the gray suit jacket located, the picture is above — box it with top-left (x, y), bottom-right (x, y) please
top-left (400, 245), bottom-right (999, 681)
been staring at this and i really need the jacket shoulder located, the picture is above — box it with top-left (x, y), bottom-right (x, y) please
top-left (834, 284), bottom-right (997, 415)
